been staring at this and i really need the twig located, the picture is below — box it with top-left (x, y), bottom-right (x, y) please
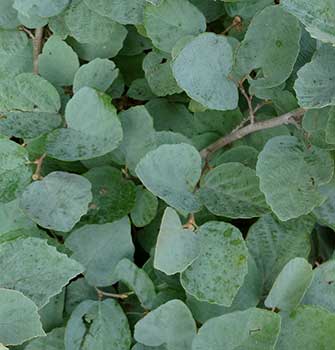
top-left (200, 108), bottom-right (306, 160)
top-left (95, 287), bottom-right (133, 300)
top-left (33, 27), bottom-right (44, 74)
top-left (19, 26), bottom-right (35, 40)
top-left (254, 100), bottom-right (272, 114)
top-left (32, 153), bottom-right (46, 180)
top-left (221, 16), bottom-right (242, 35)
top-left (239, 81), bottom-right (255, 123)
top-left (183, 213), bottom-right (197, 230)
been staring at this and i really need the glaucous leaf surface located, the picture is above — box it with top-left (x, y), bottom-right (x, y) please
top-left (294, 44), bottom-right (335, 109)
top-left (192, 308), bottom-right (281, 350)
top-left (234, 5), bottom-right (301, 88)
top-left (181, 221), bottom-right (248, 306)
top-left (276, 305), bottom-right (335, 349)
top-left (84, 0), bottom-right (146, 25)
top-left (13, 0), bottom-right (70, 18)
top-left (282, 0), bottom-right (335, 45)
top-left (198, 162), bottom-right (269, 218)
top-left (256, 136), bottom-right (334, 220)
top-left (47, 87), bottom-right (123, 161)
top-left (154, 207), bottom-right (200, 275)
top-left (265, 258), bottom-right (313, 311)
top-left (20, 171), bottom-right (92, 232)
top-left (247, 214), bottom-right (314, 291)
top-left (39, 35), bottom-right (80, 87)
top-left (302, 260), bottom-right (335, 313)
top-left (0, 237), bottom-right (83, 307)
top-left (135, 143), bottom-right (202, 213)
top-left (25, 327), bottom-right (65, 350)
top-left (73, 58), bottom-right (119, 93)
top-left (134, 299), bottom-right (196, 350)
top-left (0, 288), bottom-right (45, 346)
top-left (172, 33), bottom-right (238, 111)
top-left (65, 299), bottom-right (131, 350)
top-left (65, 218), bottom-right (134, 287)
top-left (0, 139), bottom-right (32, 203)
top-left (143, 0), bottom-right (206, 53)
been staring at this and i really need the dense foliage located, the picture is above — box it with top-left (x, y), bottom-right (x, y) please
top-left (1, 0), bottom-right (335, 349)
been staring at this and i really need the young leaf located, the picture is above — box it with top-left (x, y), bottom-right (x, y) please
top-left (0, 237), bottom-right (83, 308)
top-left (135, 143), bottom-right (202, 213)
top-left (192, 308), bottom-right (281, 350)
top-left (134, 299), bottom-right (196, 350)
top-left (181, 221), bottom-right (248, 306)
top-left (65, 218), bottom-right (134, 287)
top-left (154, 207), bottom-right (200, 275)
top-left (172, 33), bottom-right (238, 111)
top-left (256, 135), bottom-right (334, 221)
top-left (0, 288), bottom-right (45, 346)
top-left (20, 171), bottom-right (92, 232)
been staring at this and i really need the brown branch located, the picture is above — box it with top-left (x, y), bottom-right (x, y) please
top-left (32, 153), bottom-right (46, 180)
top-left (95, 287), bottom-right (133, 300)
top-left (200, 108), bottom-right (306, 160)
top-left (33, 27), bottom-right (44, 74)
top-left (239, 81), bottom-right (255, 123)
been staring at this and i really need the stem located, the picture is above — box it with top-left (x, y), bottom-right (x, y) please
top-left (32, 153), bottom-right (46, 180)
top-left (183, 214), bottom-right (197, 230)
top-left (33, 27), bottom-right (44, 74)
top-left (95, 288), bottom-right (133, 300)
top-left (239, 81), bottom-right (255, 123)
top-left (200, 108), bottom-right (306, 161)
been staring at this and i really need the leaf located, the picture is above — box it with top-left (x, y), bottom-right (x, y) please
top-left (0, 72), bottom-right (61, 112)
top-left (131, 186), bottom-right (158, 227)
top-left (115, 258), bottom-right (157, 309)
top-left (294, 44), bottom-right (335, 109)
top-left (39, 35), bottom-right (80, 87)
top-left (20, 171), bottom-right (92, 232)
top-left (0, 28), bottom-right (27, 55)
top-left (0, 237), bottom-right (83, 307)
top-left (276, 305), bottom-right (335, 349)
top-left (143, 51), bottom-right (182, 97)
top-left (47, 87), bottom-right (123, 161)
top-left (65, 299), bottom-right (131, 350)
top-left (84, 0), bottom-right (146, 25)
top-left (143, 0), bottom-right (206, 53)
top-left (134, 299), bottom-right (196, 350)
top-left (313, 178), bottom-right (335, 230)
top-left (73, 58), bottom-right (119, 93)
top-left (302, 260), bottom-right (335, 313)
top-left (0, 1), bottom-right (19, 29)
top-left (154, 207), bottom-right (200, 275)
top-left (198, 162), bottom-right (269, 218)
top-left (265, 258), bottom-right (313, 311)
top-left (0, 138), bottom-right (32, 204)
top-left (234, 5), bottom-right (301, 88)
top-left (13, 0), bottom-right (70, 17)
top-left (186, 254), bottom-right (263, 324)
top-left (82, 166), bottom-right (136, 224)
top-left (25, 327), bottom-right (65, 350)
top-left (256, 135), bottom-right (334, 220)
top-left (172, 33), bottom-right (238, 111)
top-left (65, 218), bottom-right (134, 287)
top-left (192, 308), bottom-right (281, 350)
top-left (0, 288), bottom-right (44, 346)
top-left (135, 143), bottom-right (202, 213)
top-left (246, 214), bottom-right (314, 291)
top-left (181, 221), bottom-right (248, 306)
top-left (282, 0), bottom-right (335, 45)
top-left (65, 1), bottom-right (127, 45)
top-left (119, 105), bottom-right (157, 172)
